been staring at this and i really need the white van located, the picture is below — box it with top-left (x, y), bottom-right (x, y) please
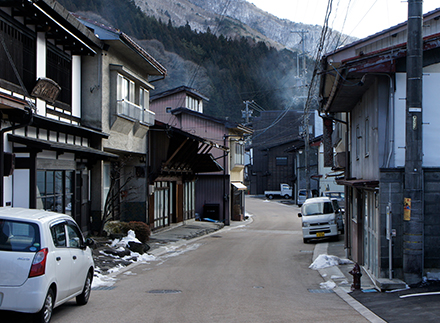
top-left (297, 197), bottom-right (341, 243)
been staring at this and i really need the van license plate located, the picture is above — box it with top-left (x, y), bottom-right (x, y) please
top-left (316, 232), bottom-right (325, 237)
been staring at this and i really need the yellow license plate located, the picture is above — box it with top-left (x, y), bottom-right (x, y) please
top-left (316, 232), bottom-right (325, 237)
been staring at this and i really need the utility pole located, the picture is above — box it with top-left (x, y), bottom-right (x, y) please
top-left (242, 100), bottom-right (253, 125)
top-left (293, 29), bottom-right (311, 196)
top-left (292, 30), bottom-right (309, 76)
top-left (403, 0), bottom-right (423, 285)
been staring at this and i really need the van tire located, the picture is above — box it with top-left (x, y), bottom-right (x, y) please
top-left (303, 238), bottom-right (309, 243)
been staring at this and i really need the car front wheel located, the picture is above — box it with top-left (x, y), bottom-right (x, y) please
top-left (34, 288), bottom-right (54, 323)
top-left (76, 271), bottom-right (92, 305)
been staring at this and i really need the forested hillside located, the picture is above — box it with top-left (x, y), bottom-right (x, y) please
top-left (59, 0), bottom-right (313, 122)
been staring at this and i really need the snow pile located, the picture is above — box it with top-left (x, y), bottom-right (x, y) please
top-left (110, 230), bottom-right (141, 248)
top-left (92, 268), bottom-right (117, 288)
top-left (426, 271), bottom-right (440, 281)
top-left (309, 254), bottom-right (353, 270)
top-left (125, 252), bottom-right (156, 263)
top-left (320, 280), bottom-right (336, 289)
top-left (107, 264), bottom-right (126, 274)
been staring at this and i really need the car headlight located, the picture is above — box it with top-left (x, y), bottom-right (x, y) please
top-left (329, 219), bottom-right (335, 225)
top-left (302, 222), bottom-right (310, 227)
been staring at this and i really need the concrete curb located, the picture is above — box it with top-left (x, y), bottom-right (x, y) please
top-left (314, 243), bottom-right (386, 323)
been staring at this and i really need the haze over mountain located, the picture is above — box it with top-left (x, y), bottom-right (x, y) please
top-left (60, 0), bottom-right (355, 122)
top-left (134, 0), bottom-right (355, 55)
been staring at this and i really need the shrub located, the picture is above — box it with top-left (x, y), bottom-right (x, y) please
top-left (103, 220), bottom-right (151, 243)
top-left (103, 220), bottom-right (124, 236)
top-left (121, 221), bottom-right (151, 243)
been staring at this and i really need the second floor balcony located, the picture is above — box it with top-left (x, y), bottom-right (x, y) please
top-left (117, 99), bottom-right (155, 126)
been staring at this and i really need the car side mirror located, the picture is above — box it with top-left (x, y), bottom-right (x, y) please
top-left (83, 237), bottom-right (95, 249)
top-left (298, 213), bottom-right (302, 217)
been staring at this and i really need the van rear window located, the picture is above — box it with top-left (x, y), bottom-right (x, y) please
top-left (0, 219), bottom-right (41, 252)
top-left (302, 202), bottom-right (334, 216)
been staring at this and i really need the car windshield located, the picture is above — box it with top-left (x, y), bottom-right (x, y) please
top-left (302, 202), bottom-right (334, 216)
top-left (0, 219), bottom-right (40, 252)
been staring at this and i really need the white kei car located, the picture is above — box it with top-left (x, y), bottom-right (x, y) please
top-left (298, 197), bottom-right (342, 243)
top-left (0, 207), bottom-right (94, 323)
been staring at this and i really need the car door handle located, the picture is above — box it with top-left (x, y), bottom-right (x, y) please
top-left (56, 257), bottom-right (61, 261)
top-left (73, 255), bottom-right (77, 260)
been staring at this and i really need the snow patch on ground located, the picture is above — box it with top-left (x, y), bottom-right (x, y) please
top-left (426, 271), bottom-right (440, 281)
top-left (110, 230), bottom-right (141, 248)
top-left (92, 233), bottom-right (202, 287)
top-left (123, 271), bottom-right (137, 276)
top-left (309, 254), bottom-right (353, 270)
top-left (320, 280), bottom-right (336, 289)
top-left (92, 268), bottom-right (117, 288)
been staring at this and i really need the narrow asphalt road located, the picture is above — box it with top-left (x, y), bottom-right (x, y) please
top-left (6, 196), bottom-right (369, 323)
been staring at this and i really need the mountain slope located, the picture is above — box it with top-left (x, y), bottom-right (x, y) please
top-left (134, 0), bottom-right (356, 55)
top-left (59, 0), bottom-right (319, 122)
top-left (133, 0), bottom-right (286, 50)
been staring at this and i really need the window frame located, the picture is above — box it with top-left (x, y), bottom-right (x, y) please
top-left (365, 117), bottom-right (370, 157)
top-left (276, 156), bottom-right (288, 166)
top-left (37, 170), bottom-right (74, 215)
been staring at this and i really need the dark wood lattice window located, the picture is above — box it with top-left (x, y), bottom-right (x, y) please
top-left (0, 17), bottom-right (36, 94)
top-left (46, 44), bottom-right (71, 106)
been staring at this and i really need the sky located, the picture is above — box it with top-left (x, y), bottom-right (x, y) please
top-left (247, 0), bottom-right (440, 39)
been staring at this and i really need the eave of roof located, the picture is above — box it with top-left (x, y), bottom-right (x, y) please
top-left (31, 114), bottom-right (110, 139)
top-left (320, 32), bottom-right (440, 113)
top-left (336, 178), bottom-right (379, 189)
top-left (154, 120), bottom-right (228, 152)
top-left (150, 86), bottom-right (209, 102)
top-left (1, 0), bottom-right (103, 55)
top-left (323, 7), bottom-right (440, 58)
top-left (171, 107), bottom-right (248, 131)
top-left (8, 134), bottom-right (117, 160)
top-left (75, 16), bottom-right (166, 77)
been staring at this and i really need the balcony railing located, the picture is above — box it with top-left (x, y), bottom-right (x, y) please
top-left (117, 100), bottom-right (155, 126)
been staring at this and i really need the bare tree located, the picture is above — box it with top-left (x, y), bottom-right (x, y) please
top-left (99, 155), bottom-right (140, 236)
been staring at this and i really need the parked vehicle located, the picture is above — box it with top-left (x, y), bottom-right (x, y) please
top-left (297, 189), bottom-right (308, 207)
top-left (323, 191), bottom-right (345, 212)
top-left (0, 208), bottom-right (94, 323)
top-left (297, 197), bottom-right (343, 243)
top-left (330, 199), bottom-right (345, 234)
top-left (264, 183), bottom-right (292, 199)
top-left (296, 189), bottom-right (319, 207)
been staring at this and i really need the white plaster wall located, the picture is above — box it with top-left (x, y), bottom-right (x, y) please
top-left (394, 65), bottom-right (440, 167)
top-left (71, 55), bottom-right (81, 118)
top-left (314, 110), bottom-right (323, 137)
top-left (13, 169), bottom-right (30, 208)
top-left (36, 32), bottom-right (46, 116)
top-left (422, 64), bottom-right (440, 167)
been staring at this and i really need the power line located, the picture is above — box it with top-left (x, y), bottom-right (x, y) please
top-left (341, 0), bottom-right (379, 43)
top-left (302, 0), bottom-right (334, 193)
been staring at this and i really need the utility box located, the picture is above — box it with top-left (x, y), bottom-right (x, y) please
top-left (203, 204), bottom-right (220, 221)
